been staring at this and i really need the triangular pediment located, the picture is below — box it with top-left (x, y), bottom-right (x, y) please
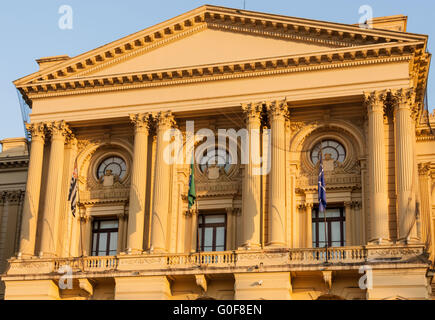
top-left (86, 28), bottom-right (339, 77)
top-left (15, 5), bottom-right (428, 87)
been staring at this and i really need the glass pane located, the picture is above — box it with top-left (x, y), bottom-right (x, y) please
top-left (215, 246), bottom-right (225, 252)
top-left (109, 232), bottom-right (118, 253)
top-left (331, 221), bottom-right (341, 243)
top-left (92, 233), bottom-right (97, 253)
top-left (215, 227), bottom-right (225, 248)
top-left (198, 227), bottom-right (202, 247)
top-left (312, 224), bottom-right (316, 246)
top-left (100, 220), bottom-right (118, 229)
top-left (98, 233), bottom-right (107, 255)
top-left (204, 215), bottom-right (225, 224)
top-left (326, 209), bottom-right (341, 218)
top-left (318, 222), bottom-right (325, 244)
top-left (203, 228), bottom-right (213, 248)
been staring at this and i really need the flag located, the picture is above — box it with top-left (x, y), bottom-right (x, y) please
top-left (68, 159), bottom-right (78, 217)
top-left (187, 162), bottom-right (196, 210)
top-left (318, 152), bottom-right (327, 212)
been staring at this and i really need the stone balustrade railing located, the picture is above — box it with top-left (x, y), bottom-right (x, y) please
top-left (3, 244), bottom-right (426, 278)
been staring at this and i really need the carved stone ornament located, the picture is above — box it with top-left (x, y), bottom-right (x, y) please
top-left (266, 99), bottom-right (289, 120)
top-left (363, 90), bottom-right (388, 113)
top-left (45, 121), bottom-right (71, 139)
top-left (25, 122), bottom-right (45, 140)
top-left (155, 111), bottom-right (176, 129)
top-left (418, 162), bottom-right (431, 176)
top-left (241, 102), bottom-right (262, 123)
top-left (129, 113), bottom-right (152, 133)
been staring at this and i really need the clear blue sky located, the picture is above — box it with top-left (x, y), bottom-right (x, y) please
top-left (1, 0), bottom-right (434, 140)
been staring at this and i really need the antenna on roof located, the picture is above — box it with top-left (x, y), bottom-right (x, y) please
top-left (243, 0), bottom-right (246, 9)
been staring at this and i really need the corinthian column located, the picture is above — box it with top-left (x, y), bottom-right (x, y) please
top-left (240, 102), bottom-right (262, 249)
top-left (392, 88), bottom-right (419, 243)
top-left (18, 123), bottom-right (45, 258)
top-left (39, 121), bottom-right (70, 257)
top-left (126, 113), bottom-right (151, 254)
top-left (150, 112), bottom-right (175, 253)
top-left (364, 91), bottom-right (390, 244)
top-left (266, 100), bottom-right (288, 247)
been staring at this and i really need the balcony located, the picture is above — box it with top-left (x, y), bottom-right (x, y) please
top-left (3, 244), bottom-right (427, 280)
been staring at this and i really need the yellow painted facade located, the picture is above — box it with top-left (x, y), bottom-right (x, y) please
top-left (1, 5), bottom-right (435, 300)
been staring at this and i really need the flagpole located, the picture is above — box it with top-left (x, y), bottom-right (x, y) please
top-left (319, 141), bottom-right (329, 264)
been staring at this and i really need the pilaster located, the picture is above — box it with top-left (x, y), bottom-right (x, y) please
top-left (39, 121), bottom-right (70, 258)
top-left (240, 102), bottom-right (262, 249)
top-left (126, 113), bottom-right (152, 254)
top-left (150, 111), bottom-right (176, 253)
top-left (364, 91), bottom-right (390, 244)
top-left (266, 99), bottom-right (288, 247)
top-left (18, 122), bottom-right (45, 258)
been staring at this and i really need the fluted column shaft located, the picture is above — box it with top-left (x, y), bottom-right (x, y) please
top-left (267, 100), bottom-right (287, 247)
top-left (305, 203), bottom-right (313, 248)
top-left (18, 123), bottom-right (45, 258)
top-left (365, 91), bottom-right (390, 244)
top-left (150, 112), bottom-right (175, 253)
top-left (241, 103), bottom-right (262, 249)
top-left (392, 89), bottom-right (418, 242)
top-left (126, 113), bottom-right (151, 254)
top-left (39, 121), bottom-right (69, 257)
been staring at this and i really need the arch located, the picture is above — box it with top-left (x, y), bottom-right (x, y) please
top-left (290, 119), bottom-right (365, 158)
top-left (77, 138), bottom-right (134, 186)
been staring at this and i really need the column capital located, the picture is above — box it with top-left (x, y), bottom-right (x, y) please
top-left (5, 190), bottom-right (23, 204)
top-left (363, 90), bottom-right (388, 113)
top-left (129, 113), bottom-right (152, 133)
top-left (45, 121), bottom-right (71, 140)
top-left (418, 162), bottom-right (431, 176)
top-left (241, 102), bottom-right (262, 123)
top-left (25, 122), bottom-right (46, 140)
top-left (390, 88), bottom-right (416, 109)
top-left (390, 88), bottom-right (419, 120)
top-left (266, 99), bottom-right (289, 120)
top-left (155, 111), bottom-right (176, 129)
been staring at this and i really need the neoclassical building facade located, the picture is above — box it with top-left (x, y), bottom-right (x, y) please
top-left (1, 5), bottom-right (435, 300)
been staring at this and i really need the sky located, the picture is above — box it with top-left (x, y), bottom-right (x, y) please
top-left (1, 0), bottom-right (434, 141)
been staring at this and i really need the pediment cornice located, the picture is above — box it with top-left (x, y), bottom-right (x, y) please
top-left (17, 41), bottom-right (423, 99)
top-left (15, 5), bottom-right (427, 87)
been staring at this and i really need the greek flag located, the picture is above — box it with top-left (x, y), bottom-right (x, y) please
top-left (68, 160), bottom-right (78, 217)
top-left (318, 153), bottom-right (327, 212)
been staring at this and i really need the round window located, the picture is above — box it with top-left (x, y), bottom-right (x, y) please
top-left (199, 149), bottom-right (232, 174)
top-left (310, 140), bottom-right (346, 165)
top-left (97, 156), bottom-right (127, 180)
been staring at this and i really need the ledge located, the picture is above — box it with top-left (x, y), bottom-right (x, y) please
top-left (1, 244), bottom-right (429, 281)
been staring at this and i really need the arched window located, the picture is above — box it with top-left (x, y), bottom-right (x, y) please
top-left (310, 140), bottom-right (346, 165)
top-left (97, 156), bottom-right (127, 180)
top-left (198, 148), bottom-right (232, 174)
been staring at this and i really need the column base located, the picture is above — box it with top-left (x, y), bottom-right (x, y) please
top-left (239, 242), bottom-right (261, 250)
top-left (266, 242), bottom-right (286, 248)
top-left (126, 248), bottom-right (143, 255)
top-left (397, 237), bottom-right (421, 245)
top-left (368, 238), bottom-right (392, 246)
top-left (38, 252), bottom-right (58, 259)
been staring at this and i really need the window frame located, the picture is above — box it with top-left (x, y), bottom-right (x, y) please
top-left (91, 217), bottom-right (119, 256)
top-left (197, 213), bottom-right (227, 252)
top-left (312, 207), bottom-right (345, 248)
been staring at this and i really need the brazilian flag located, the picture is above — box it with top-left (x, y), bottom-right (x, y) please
top-left (188, 162), bottom-right (196, 209)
